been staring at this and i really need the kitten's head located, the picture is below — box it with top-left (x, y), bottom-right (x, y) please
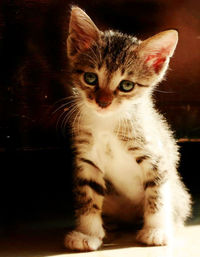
top-left (67, 7), bottom-right (178, 115)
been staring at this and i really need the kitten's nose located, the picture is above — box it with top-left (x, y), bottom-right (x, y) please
top-left (96, 90), bottom-right (113, 108)
top-left (97, 101), bottom-right (111, 108)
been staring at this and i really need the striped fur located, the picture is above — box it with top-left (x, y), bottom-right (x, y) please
top-left (64, 7), bottom-right (192, 251)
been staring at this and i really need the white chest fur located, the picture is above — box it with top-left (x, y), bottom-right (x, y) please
top-left (88, 126), bottom-right (144, 204)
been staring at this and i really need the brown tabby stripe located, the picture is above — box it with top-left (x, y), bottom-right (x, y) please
top-left (76, 198), bottom-right (92, 209)
top-left (136, 155), bottom-right (149, 164)
top-left (75, 198), bottom-right (93, 215)
top-left (79, 158), bottom-right (102, 172)
top-left (101, 31), bottom-right (139, 73)
top-left (144, 180), bottom-right (157, 190)
top-left (152, 163), bottom-right (158, 171)
top-left (105, 179), bottom-right (118, 195)
top-left (119, 136), bottom-right (134, 142)
top-left (144, 173), bottom-right (167, 190)
top-left (75, 202), bottom-right (100, 215)
top-left (79, 130), bottom-right (92, 137)
top-left (76, 139), bottom-right (90, 144)
top-left (128, 146), bottom-right (140, 151)
top-left (77, 178), bottom-right (106, 196)
top-left (76, 190), bottom-right (87, 198)
top-left (93, 204), bottom-right (100, 210)
top-left (128, 71), bottom-right (134, 76)
top-left (121, 67), bottom-right (125, 75)
top-left (147, 195), bottom-right (163, 213)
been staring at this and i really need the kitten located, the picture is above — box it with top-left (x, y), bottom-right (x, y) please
top-left (64, 6), bottom-right (191, 251)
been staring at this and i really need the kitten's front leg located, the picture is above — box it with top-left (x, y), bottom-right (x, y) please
top-left (65, 156), bottom-right (106, 251)
top-left (136, 158), bottom-right (173, 246)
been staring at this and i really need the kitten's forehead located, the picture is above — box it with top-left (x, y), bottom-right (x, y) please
top-left (101, 30), bottom-right (139, 72)
top-left (97, 66), bottom-right (124, 90)
top-left (74, 30), bottom-right (139, 72)
top-left (92, 31), bottom-right (140, 90)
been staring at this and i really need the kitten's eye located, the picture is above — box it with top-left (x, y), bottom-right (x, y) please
top-left (84, 72), bottom-right (98, 85)
top-left (119, 80), bottom-right (135, 92)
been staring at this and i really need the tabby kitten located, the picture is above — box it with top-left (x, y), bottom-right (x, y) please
top-left (64, 7), bottom-right (191, 251)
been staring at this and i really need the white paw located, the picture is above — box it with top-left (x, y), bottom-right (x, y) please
top-left (65, 230), bottom-right (103, 251)
top-left (136, 227), bottom-right (170, 246)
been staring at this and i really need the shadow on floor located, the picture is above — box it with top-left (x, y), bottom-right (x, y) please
top-left (1, 227), bottom-right (161, 257)
top-left (1, 221), bottom-right (200, 257)
top-left (0, 228), bottom-right (67, 257)
top-left (1, 195), bottom-right (200, 257)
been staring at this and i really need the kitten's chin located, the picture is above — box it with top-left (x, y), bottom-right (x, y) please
top-left (87, 104), bottom-right (119, 117)
top-left (94, 107), bottom-right (114, 117)
top-left (84, 101), bottom-right (117, 117)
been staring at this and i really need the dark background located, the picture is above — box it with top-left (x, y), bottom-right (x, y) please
top-left (0, 0), bottom-right (199, 234)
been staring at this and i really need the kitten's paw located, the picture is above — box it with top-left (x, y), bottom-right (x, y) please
top-left (65, 230), bottom-right (103, 251)
top-left (136, 227), bottom-right (170, 246)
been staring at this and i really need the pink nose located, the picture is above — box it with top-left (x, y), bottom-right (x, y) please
top-left (96, 90), bottom-right (113, 108)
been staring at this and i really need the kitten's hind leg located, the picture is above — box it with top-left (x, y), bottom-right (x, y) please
top-left (65, 158), bottom-right (106, 251)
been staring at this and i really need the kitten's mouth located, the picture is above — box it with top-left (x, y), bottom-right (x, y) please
top-left (94, 105), bottom-right (114, 116)
top-left (85, 97), bottom-right (115, 115)
top-left (96, 107), bottom-right (109, 113)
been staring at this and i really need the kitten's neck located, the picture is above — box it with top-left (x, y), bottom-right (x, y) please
top-left (76, 95), bottom-right (154, 134)
top-left (80, 104), bottom-right (139, 129)
top-left (81, 106), bottom-right (120, 130)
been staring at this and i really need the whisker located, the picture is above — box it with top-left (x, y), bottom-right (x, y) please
top-left (124, 111), bottom-right (132, 136)
top-left (55, 101), bottom-right (79, 131)
top-left (60, 106), bottom-right (79, 135)
top-left (154, 89), bottom-right (175, 94)
top-left (53, 100), bottom-right (79, 114)
top-left (122, 117), bottom-right (128, 141)
top-left (56, 109), bottom-right (68, 132)
top-left (53, 95), bottom-right (78, 105)
top-left (72, 106), bottom-right (83, 135)
top-left (62, 104), bottom-right (79, 127)
top-left (68, 104), bottom-right (81, 129)
top-left (116, 114), bottom-right (123, 138)
top-left (61, 101), bottom-right (84, 131)
top-left (77, 104), bottom-right (86, 134)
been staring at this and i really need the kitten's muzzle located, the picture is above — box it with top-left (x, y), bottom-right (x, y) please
top-left (97, 101), bottom-right (111, 108)
top-left (96, 90), bottom-right (113, 108)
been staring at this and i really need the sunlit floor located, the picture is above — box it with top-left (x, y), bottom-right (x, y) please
top-left (63, 225), bottom-right (200, 257)
top-left (1, 225), bottom-right (200, 257)
top-left (1, 197), bottom-right (199, 257)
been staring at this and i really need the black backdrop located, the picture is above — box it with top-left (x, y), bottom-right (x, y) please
top-left (0, 0), bottom-right (200, 233)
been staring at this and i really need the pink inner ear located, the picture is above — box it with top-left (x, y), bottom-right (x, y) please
top-left (82, 37), bottom-right (93, 50)
top-left (145, 53), bottom-right (166, 74)
top-left (74, 25), bottom-right (90, 50)
top-left (74, 26), bottom-right (95, 51)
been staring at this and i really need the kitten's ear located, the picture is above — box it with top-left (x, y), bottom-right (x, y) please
top-left (138, 30), bottom-right (178, 74)
top-left (67, 7), bottom-right (101, 58)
